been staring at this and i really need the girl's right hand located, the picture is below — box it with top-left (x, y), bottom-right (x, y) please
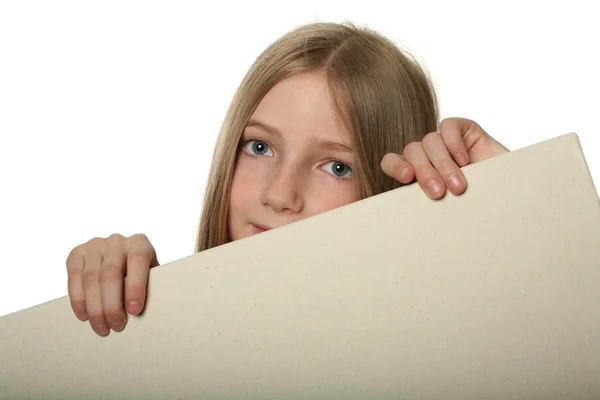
top-left (66, 233), bottom-right (160, 337)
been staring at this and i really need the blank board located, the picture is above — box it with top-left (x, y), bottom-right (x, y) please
top-left (1, 132), bottom-right (599, 399)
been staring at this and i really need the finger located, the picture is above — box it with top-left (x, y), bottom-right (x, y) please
top-left (439, 117), bottom-right (471, 166)
top-left (440, 117), bottom-right (509, 162)
top-left (403, 142), bottom-right (446, 199)
top-left (380, 153), bottom-right (415, 184)
top-left (82, 242), bottom-right (110, 337)
top-left (100, 234), bottom-right (128, 332)
top-left (66, 246), bottom-right (88, 321)
top-left (124, 234), bottom-right (158, 316)
top-left (422, 132), bottom-right (467, 195)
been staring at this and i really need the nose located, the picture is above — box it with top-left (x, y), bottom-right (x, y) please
top-left (261, 164), bottom-right (304, 214)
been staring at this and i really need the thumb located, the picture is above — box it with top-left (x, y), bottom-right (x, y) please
top-left (469, 134), bottom-right (510, 163)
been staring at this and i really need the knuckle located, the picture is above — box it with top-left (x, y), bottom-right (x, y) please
top-left (417, 162), bottom-right (439, 178)
top-left (127, 282), bottom-right (146, 294)
top-left (66, 249), bottom-right (83, 272)
top-left (403, 141), bottom-right (421, 156)
top-left (70, 297), bottom-right (85, 310)
top-left (128, 236), bottom-right (154, 258)
top-left (103, 304), bottom-right (124, 317)
top-left (422, 131), bottom-right (441, 146)
top-left (100, 265), bottom-right (124, 283)
top-left (83, 269), bottom-right (100, 285)
top-left (107, 233), bottom-right (125, 244)
top-left (129, 250), bottom-right (152, 263)
top-left (67, 267), bottom-right (83, 282)
top-left (88, 318), bottom-right (106, 331)
top-left (66, 244), bottom-right (81, 262)
top-left (86, 236), bottom-right (103, 246)
top-left (439, 117), bottom-right (455, 130)
top-left (444, 168), bottom-right (459, 180)
top-left (87, 310), bottom-right (104, 321)
top-left (81, 237), bottom-right (106, 257)
top-left (130, 233), bottom-right (150, 243)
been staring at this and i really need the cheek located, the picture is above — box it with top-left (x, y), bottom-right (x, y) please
top-left (307, 181), bottom-right (359, 214)
top-left (229, 159), bottom-right (260, 214)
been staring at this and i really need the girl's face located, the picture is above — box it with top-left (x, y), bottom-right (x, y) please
top-left (228, 72), bottom-right (359, 241)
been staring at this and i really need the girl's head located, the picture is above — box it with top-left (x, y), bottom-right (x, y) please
top-left (196, 21), bottom-right (439, 252)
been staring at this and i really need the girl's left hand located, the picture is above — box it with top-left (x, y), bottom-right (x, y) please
top-left (381, 117), bottom-right (510, 199)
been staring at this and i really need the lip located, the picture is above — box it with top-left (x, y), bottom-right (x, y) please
top-left (251, 223), bottom-right (272, 233)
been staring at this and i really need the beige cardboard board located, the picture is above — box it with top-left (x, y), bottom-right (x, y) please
top-left (1, 133), bottom-right (599, 399)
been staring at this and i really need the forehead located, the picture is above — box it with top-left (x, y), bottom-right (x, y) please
top-left (250, 72), bottom-right (350, 144)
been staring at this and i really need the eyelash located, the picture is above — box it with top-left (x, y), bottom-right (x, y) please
top-left (239, 138), bottom-right (353, 181)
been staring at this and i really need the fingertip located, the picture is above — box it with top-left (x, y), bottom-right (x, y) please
top-left (458, 174), bottom-right (469, 194)
top-left (127, 300), bottom-right (143, 315)
top-left (71, 302), bottom-right (88, 321)
top-left (380, 153), bottom-right (396, 172)
top-left (95, 328), bottom-right (110, 337)
top-left (400, 165), bottom-right (414, 183)
top-left (381, 153), bottom-right (414, 183)
top-left (454, 153), bottom-right (469, 167)
top-left (110, 319), bottom-right (127, 332)
top-left (90, 319), bottom-right (110, 337)
top-left (431, 190), bottom-right (447, 200)
top-left (425, 179), bottom-right (446, 200)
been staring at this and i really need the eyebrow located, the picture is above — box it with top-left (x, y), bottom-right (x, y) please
top-left (246, 119), bottom-right (354, 154)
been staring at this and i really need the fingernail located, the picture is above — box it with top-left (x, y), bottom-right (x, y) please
top-left (455, 153), bottom-right (468, 166)
top-left (128, 300), bottom-right (141, 314)
top-left (111, 321), bottom-right (125, 331)
top-left (426, 179), bottom-right (443, 197)
top-left (94, 325), bottom-right (109, 336)
top-left (400, 167), bottom-right (411, 182)
top-left (448, 174), bottom-right (464, 193)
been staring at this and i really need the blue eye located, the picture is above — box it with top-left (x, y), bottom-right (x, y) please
top-left (243, 140), bottom-right (273, 157)
top-left (322, 161), bottom-right (352, 178)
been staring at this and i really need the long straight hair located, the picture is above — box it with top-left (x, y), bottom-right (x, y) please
top-left (195, 21), bottom-right (439, 252)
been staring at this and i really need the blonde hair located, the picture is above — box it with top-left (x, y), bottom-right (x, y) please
top-left (195, 21), bottom-right (439, 252)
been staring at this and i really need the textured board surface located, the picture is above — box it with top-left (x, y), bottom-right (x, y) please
top-left (1, 133), bottom-right (599, 399)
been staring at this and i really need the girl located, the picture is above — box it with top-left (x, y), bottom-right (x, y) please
top-left (66, 21), bottom-right (509, 337)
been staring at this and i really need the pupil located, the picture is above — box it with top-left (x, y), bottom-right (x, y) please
top-left (253, 141), bottom-right (265, 154)
top-left (334, 162), bottom-right (347, 175)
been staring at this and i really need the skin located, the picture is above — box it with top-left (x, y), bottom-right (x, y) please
top-left (228, 72), bottom-right (360, 240)
top-left (66, 72), bottom-right (509, 337)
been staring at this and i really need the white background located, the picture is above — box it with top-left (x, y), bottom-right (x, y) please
top-left (0, 0), bottom-right (598, 318)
